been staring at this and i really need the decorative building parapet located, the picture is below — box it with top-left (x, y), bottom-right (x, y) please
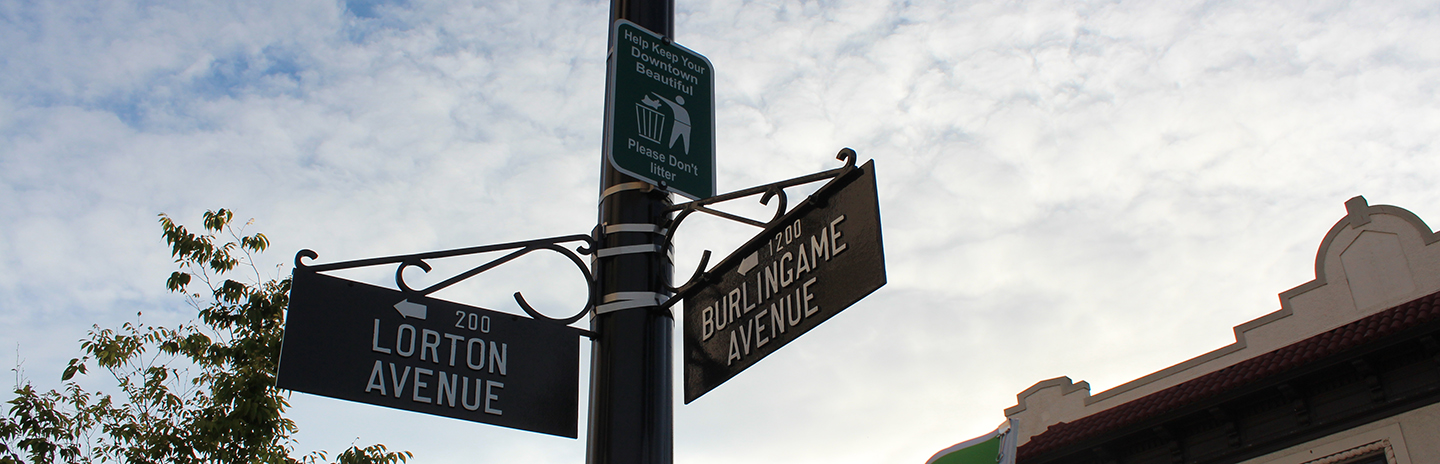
top-left (1004, 197), bottom-right (1440, 447)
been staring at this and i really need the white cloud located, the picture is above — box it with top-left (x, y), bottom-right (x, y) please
top-left (2, 0), bottom-right (1439, 462)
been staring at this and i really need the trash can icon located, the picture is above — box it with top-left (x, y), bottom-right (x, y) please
top-left (636, 102), bottom-right (665, 144)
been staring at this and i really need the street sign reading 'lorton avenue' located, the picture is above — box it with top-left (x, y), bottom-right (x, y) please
top-left (277, 270), bottom-right (579, 438)
top-left (605, 19), bottom-right (716, 199)
top-left (683, 160), bottom-right (886, 403)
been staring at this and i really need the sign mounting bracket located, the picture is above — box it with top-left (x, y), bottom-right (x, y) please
top-left (658, 148), bottom-right (859, 309)
top-left (295, 233), bottom-right (597, 330)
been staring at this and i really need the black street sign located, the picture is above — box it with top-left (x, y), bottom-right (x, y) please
top-left (682, 160), bottom-right (886, 403)
top-left (278, 270), bottom-right (579, 438)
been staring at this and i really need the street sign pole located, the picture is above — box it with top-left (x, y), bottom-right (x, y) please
top-left (588, 0), bottom-right (674, 463)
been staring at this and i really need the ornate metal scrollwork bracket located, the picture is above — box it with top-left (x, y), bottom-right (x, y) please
top-left (659, 148), bottom-right (859, 309)
top-left (295, 234), bottom-right (598, 333)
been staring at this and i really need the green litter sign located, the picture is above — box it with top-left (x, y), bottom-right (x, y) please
top-left (604, 20), bottom-right (715, 200)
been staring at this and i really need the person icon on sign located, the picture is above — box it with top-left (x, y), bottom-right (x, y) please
top-left (653, 93), bottom-right (691, 154)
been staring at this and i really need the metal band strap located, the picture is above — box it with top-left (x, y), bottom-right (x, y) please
top-left (600, 182), bottom-right (654, 201)
top-left (595, 244), bottom-right (663, 257)
top-left (604, 224), bottom-right (665, 234)
top-left (595, 292), bottom-right (671, 314)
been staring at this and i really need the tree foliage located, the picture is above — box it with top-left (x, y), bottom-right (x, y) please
top-left (1, 209), bottom-right (411, 464)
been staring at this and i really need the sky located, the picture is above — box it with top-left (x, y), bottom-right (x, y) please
top-left (2, 0), bottom-right (1439, 462)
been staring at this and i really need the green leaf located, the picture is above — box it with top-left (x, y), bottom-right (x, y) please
top-left (165, 272), bottom-right (191, 292)
top-left (60, 359), bottom-right (87, 382)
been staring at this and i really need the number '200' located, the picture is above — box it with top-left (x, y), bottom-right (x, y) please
top-left (455, 311), bottom-right (491, 333)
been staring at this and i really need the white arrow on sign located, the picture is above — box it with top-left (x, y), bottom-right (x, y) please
top-left (737, 251), bottom-right (759, 276)
top-left (394, 300), bottom-right (427, 320)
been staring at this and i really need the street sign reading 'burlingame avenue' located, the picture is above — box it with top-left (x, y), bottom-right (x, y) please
top-left (605, 19), bottom-right (716, 200)
top-left (683, 160), bottom-right (886, 403)
top-left (277, 270), bottom-right (579, 438)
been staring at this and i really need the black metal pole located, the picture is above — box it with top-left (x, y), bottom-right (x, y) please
top-left (588, 1), bottom-right (675, 463)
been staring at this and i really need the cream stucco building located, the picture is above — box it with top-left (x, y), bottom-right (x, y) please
top-left (1005, 197), bottom-right (1440, 464)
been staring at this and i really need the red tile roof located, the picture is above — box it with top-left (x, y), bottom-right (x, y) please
top-left (1017, 289), bottom-right (1440, 461)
